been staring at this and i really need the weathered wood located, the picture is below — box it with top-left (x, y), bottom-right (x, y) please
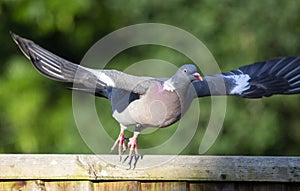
top-left (45, 181), bottom-right (93, 191)
top-left (141, 182), bottom-right (187, 191)
top-left (1, 181), bottom-right (299, 191)
top-left (189, 182), bottom-right (300, 191)
top-left (235, 182), bottom-right (286, 191)
top-left (0, 155), bottom-right (299, 182)
top-left (93, 181), bottom-right (140, 191)
top-left (189, 182), bottom-right (235, 191)
top-left (0, 180), bottom-right (46, 191)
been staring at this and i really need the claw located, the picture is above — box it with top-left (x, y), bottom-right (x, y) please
top-left (111, 129), bottom-right (127, 156)
top-left (123, 154), bottom-right (142, 169)
top-left (127, 132), bottom-right (139, 157)
top-left (111, 126), bottom-right (141, 163)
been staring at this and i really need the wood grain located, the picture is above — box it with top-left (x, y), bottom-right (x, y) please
top-left (141, 182), bottom-right (187, 191)
top-left (94, 181), bottom-right (140, 191)
top-left (0, 154), bottom-right (299, 191)
top-left (0, 155), bottom-right (299, 182)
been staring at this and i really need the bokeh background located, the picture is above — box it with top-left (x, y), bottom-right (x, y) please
top-left (0, 0), bottom-right (299, 155)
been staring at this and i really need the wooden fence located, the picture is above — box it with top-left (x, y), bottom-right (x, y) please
top-left (0, 155), bottom-right (299, 190)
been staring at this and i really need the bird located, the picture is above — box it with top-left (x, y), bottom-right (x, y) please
top-left (11, 32), bottom-right (300, 158)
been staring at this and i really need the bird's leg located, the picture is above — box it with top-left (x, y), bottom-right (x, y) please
top-left (111, 124), bottom-right (127, 156)
top-left (128, 131), bottom-right (140, 157)
top-left (124, 125), bottom-right (145, 167)
top-left (127, 124), bottom-right (143, 157)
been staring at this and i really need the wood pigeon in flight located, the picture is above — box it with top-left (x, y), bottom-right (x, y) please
top-left (11, 33), bottom-right (300, 157)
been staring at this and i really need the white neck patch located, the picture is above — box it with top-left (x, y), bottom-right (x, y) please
top-left (163, 79), bottom-right (175, 92)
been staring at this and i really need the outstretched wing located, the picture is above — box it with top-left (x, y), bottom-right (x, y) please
top-left (11, 32), bottom-right (153, 95)
top-left (193, 56), bottom-right (300, 98)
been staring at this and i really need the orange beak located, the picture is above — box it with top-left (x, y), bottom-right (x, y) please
top-left (193, 72), bottom-right (203, 81)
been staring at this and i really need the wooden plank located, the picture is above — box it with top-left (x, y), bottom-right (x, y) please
top-left (93, 181), bottom-right (140, 191)
top-left (0, 181), bottom-right (23, 191)
top-left (287, 183), bottom-right (300, 191)
top-left (141, 182), bottom-right (187, 191)
top-left (1, 181), bottom-right (299, 191)
top-left (0, 155), bottom-right (299, 182)
top-left (189, 182), bottom-right (234, 191)
top-left (0, 180), bottom-right (93, 191)
top-left (44, 181), bottom-right (93, 191)
top-left (0, 180), bottom-right (45, 191)
top-left (189, 182), bottom-right (300, 191)
top-left (235, 182), bottom-right (286, 191)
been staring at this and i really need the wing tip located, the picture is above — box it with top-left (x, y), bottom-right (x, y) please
top-left (10, 31), bottom-right (18, 44)
top-left (10, 32), bottom-right (33, 60)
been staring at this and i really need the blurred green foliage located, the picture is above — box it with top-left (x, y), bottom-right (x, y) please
top-left (0, 0), bottom-right (299, 155)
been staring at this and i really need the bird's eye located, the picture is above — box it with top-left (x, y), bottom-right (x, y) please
top-left (183, 69), bottom-right (187, 73)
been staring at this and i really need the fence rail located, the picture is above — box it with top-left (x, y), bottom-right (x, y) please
top-left (0, 154), bottom-right (299, 190)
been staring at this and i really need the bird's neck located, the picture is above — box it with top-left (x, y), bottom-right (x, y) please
top-left (163, 79), bottom-right (176, 92)
top-left (163, 78), bottom-right (190, 92)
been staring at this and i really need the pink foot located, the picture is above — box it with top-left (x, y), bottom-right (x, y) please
top-left (128, 132), bottom-right (139, 157)
top-left (111, 130), bottom-right (127, 156)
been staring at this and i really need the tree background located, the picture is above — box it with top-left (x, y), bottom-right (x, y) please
top-left (0, 0), bottom-right (299, 155)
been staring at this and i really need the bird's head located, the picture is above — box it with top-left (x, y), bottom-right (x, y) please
top-left (163, 64), bottom-right (203, 92)
top-left (177, 64), bottom-right (203, 82)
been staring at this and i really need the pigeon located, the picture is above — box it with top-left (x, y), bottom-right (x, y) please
top-left (11, 32), bottom-right (300, 157)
